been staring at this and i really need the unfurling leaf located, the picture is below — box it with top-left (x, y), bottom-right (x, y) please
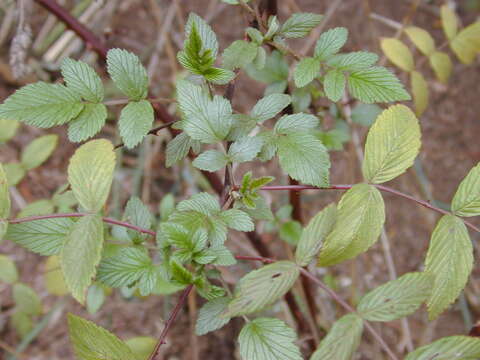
top-left (358, 272), bottom-right (432, 321)
top-left (106, 48), bottom-right (148, 101)
top-left (68, 314), bottom-right (136, 360)
top-left (410, 70), bottom-right (429, 117)
top-left (425, 215), bottom-right (473, 320)
top-left (452, 162), bottom-right (480, 217)
top-left (225, 261), bottom-right (299, 317)
top-left (68, 139), bottom-right (116, 213)
top-left (362, 105), bottom-right (421, 184)
top-left (310, 314), bottom-right (363, 360)
top-left (238, 318), bottom-right (302, 360)
top-left (405, 336), bottom-right (480, 360)
top-left (318, 184), bottom-right (385, 267)
top-left (380, 37), bottom-right (415, 72)
top-left (61, 214), bottom-right (104, 304)
top-left (295, 203), bottom-right (336, 266)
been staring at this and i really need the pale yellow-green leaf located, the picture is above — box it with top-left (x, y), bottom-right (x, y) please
top-left (0, 119), bottom-right (20, 142)
top-left (410, 71), bottom-right (429, 117)
top-left (68, 313), bottom-right (137, 360)
top-left (126, 337), bottom-right (157, 360)
top-left (3, 162), bottom-right (26, 186)
top-left (68, 139), bottom-right (116, 213)
top-left (0, 254), bottom-right (18, 283)
top-left (451, 162), bottom-right (480, 217)
top-left (61, 214), bottom-right (104, 304)
top-left (21, 134), bottom-right (58, 170)
top-left (405, 336), bottom-right (480, 360)
top-left (428, 51), bottom-right (452, 84)
top-left (380, 37), bottom-right (415, 72)
top-left (310, 314), bottom-right (363, 360)
top-left (358, 272), bottom-right (432, 322)
top-left (440, 4), bottom-right (458, 41)
top-left (11, 311), bottom-right (33, 339)
top-left (13, 282), bottom-right (42, 315)
top-left (362, 105), bottom-right (421, 184)
top-left (404, 26), bottom-right (435, 56)
top-left (44, 255), bottom-right (69, 296)
top-left (0, 163), bottom-right (10, 219)
top-left (318, 184), bottom-right (385, 267)
top-left (0, 219), bottom-right (6, 243)
top-left (17, 199), bottom-right (55, 218)
top-left (295, 203), bottom-right (336, 266)
top-left (425, 215), bottom-right (473, 320)
top-left (450, 22), bottom-right (480, 64)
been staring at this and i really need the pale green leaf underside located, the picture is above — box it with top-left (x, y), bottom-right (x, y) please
top-left (106, 48), bottom-right (148, 101)
top-left (68, 103), bottom-right (108, 143)
top-left (314, 27), bottom-right (348, 60)
top-left (68, 314), bottom-right (136, 360)
top-left (21, 134), bottom-right (58, 170)
top-left (280, 13), bottom-right (323, 39)
top-left (166, 132), bottom-right (196, 168)
top-left (119, 100), bottom-right (154, 149)
top-left (251, 93), bottom-right (291, 123)
top-left (318, 184), bottom-right (385, 267)
top-left (225, 261), bottom-right (299, 317)
top-left (6, 217), bottom-right (74, 255)
top-left (228, 136), bottom-right (263, 163)
top-left (405, 335), bottom-right (480, 360)
top-left (295, 203), bottom-right (336, 266)
top-left (425, 214), bottom-right (473, 320)
top-left (222, 40), bottom-right (258, 70)
top-left (324, 69), bottom-right (345, 102)
top-left (61, 58), bottom-right (104, 103)
top-left (185, 13), bottom-right (219, 58)
top-left (68, 139), bottom-right (116, 213)
top-left (362, 104), bottom-right (421, 184)
top-left (193, 150), bottom-right (228, 172)
top-left (358, 272), bottom-right (432, 321)
top-left (451, 162), bottom-right (480, 217)
top-left (239, 318), bottom-right (302, 360)
top-left (310, 314), bottom-right (363, 360)
top-left (0, 82), bottom-right (84, 128)
top-left (195, 297), bottom-right (231, 336)
top-left (61, 214), bottom-right (104, 304)
top-left (294, 57), bottom-right (320, 88)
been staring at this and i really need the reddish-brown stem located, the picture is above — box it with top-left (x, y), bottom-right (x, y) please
top-left (148, 284), bottom-right (194, 360)
top-left (260, 184), bottom-right (480, 233)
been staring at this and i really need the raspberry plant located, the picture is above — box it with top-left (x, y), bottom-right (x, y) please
top-left (1, 1), bottom-right (480, 359)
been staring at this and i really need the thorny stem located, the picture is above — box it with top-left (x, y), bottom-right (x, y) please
top-left (147, 284), bottom-right (194, 360)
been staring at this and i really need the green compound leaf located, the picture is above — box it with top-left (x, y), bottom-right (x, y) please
top-left (405, 336), bottom-right (480, 360)
top-left (294, 57), bottom-right (320, 88)
top-left (314, 27), bottom-right (348, 60)
top-left (6, 217), bottom-right (74, 255)
top-left (0, 119), bottom-right (20, 142)
top-left (347, 66), bottom-right (411, 103)
top-left (280, 13), bottom-right (323, 39)
top-left (68, 139), bottom-right (116, 213)
top-left (68, 314), bottom-right (137, 360)
top-left (250, 93), bottom-right (291, 123)
top-left (324, 69), bottom-right (346, 102)
top-left (404, 26), bottom-right (436, 57)
top-left (0, 163), bottom-right (10, 219)
top-left (380, 37), bottom-right (415, 72)
top-left (310, 314), bottom-right (363, 360)
top-left (106, 48), bottom-right (148, 101)
top-left (326, 51), bottom-right (378, 71)
top-left (0, 254), bottom-right (18, 283)
top-left (0, 82), bottom-right (84, 128)
top-left (219, 209), bottom-right (254, 232)
top-left (362, 104), bottom-right (421, 184)
top-left (295, 203), bottom-right (336, 266)
top-left (238, 317), bottom-right (302, 360)
top-left (452, 162), bottom-right (480, 217)
top-left (68, 103), bottom-right (108, 143)
top-left (21, 134), bottom-right (58, 170)
top-left (276, 132), bottom-right (330, 187)
top-left (425, 214), bottom-right (473, 320)
top-left (195, 297), bottom-right (231, 336)
top-left (61, 58), bottom-right (104, 103)
top-left (358, 272), bottom-right (432, 322)
top-left (193, 150), bottom-right (228, 172)
top-left (228, 136), bottom-right (263, 163)
top-left (61, 214), bottom-right (104, 304)
top-left (176, 80), bottom-right (232, 144)
top-left (222, 40), bottom-right (258, 70)
top-left (318, 184), bottom-right (385, 267)
top-left (224, 261), bottom-right (299, 317)
top-left (119, 100), bottom-right (154, 149)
